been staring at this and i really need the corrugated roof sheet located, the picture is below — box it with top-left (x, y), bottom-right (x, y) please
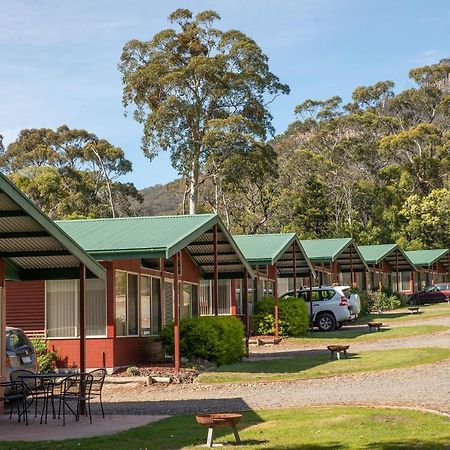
top-left (405, 249), bottom-right (449, 267)
top-left (57, 214), bottom-right (255, 278)
top-left (57, 214), bottom-right (217, 257)
top-left (232, 233), bottom-right (315, 277)
top-left (233, 233), bottom-right (296, 264)
top-left (358, 244), bottom-right (397, 264)
top-left (0, 174), bottom-right (104, 280)
top-left (300, 238), bottom-right (352, 261)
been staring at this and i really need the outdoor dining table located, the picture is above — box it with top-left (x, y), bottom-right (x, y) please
top-left (18, 373), bottom-right (66, 425)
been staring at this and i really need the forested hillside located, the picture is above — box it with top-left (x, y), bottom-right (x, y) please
top-left (136, 59), bottom-right (450, 250)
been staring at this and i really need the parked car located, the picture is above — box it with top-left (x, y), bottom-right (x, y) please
top-left (6, 327), bottom-right (37, 380)
top-left (407, 284), bottom-right (450, 305)
top-left (280, 285), bottom-right (361, 332)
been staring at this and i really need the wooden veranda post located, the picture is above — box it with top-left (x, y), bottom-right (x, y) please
top-left (395, 249), bottom-right (400, 292)
top-left (448, 254), bottom-right (450, 283)
top-left (242, 270), bottom-right (249, 334)
top-left (274, 264), bottom-right (279, 338)
top-left (292, 243), bottom-right (297, 296)
top-left (308, 273), bottom-right (313, 325)
top-left (79, 264), bottom-right (86, 415)
top-left (213, 225), bottom-right (219, 316)
top-left (173, 252), bottom-right (180, 373)
top-left (349, 245), bottom-right (354, 287)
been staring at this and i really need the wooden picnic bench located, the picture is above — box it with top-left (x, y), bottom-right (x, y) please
top-left (408, 307), bottom-right (420, 314)
top-left (367, 321), bottom-right (383, 332)
top-left (327, 345), bottom-right (349, 360)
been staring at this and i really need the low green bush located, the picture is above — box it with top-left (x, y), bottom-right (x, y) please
top-left (371, 291), bottom-right (402, 311)
top-left (161, 316), bottom-right (244, 366)
top-left (252, 296), bottom-right (309, 337)
top-left (31, 337), bottom-right (58, 373)
top-left (352, 288), bottom-right (406, 315)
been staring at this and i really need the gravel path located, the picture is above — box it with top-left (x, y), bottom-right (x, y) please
top-left (100, 311), bottom-right (450, 417)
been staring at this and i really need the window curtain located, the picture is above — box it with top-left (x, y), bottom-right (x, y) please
top-left (46, 280), bottom-right (78, 337)
top-left (86, 278), bottom-right (106, 336)
top-left (127, 274), bottom-right (138, 335)
top-left (151, 278), bottom-right (161, 333)
top-left (115, 272), bottom-right (127, 336)
top-left (140, 275), bottom-right (151, 336)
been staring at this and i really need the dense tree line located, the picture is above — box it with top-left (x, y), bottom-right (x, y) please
top-left (191, 59), bottom-right (450, 249)
top-left (2, 8), bottom-right (449, 252)
top-left (0, 126), bottom-right (141, 219)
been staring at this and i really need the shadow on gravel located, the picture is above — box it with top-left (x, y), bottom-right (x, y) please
top-left (303, 327), bottom-right (392, 340)
top-left (100, 396), bottom-right (256, 416)
top-left (212, 350), bottom-right (361, 376)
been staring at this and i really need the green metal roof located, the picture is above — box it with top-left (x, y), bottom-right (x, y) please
top-left (57, 214), bottom-right (254, 279)
top-left (232, 233), bottom-right (315, 277)
top-left (358, 244), bottom-right (414, 272)
top-left (405, 249), bottom-right (449, 268)
top-left (0, 173), bottom-right (104, 280)
top-left (300, 238), bottom-right (352, 261)
top-left (358, 244), bottom-right (397, 264)
top-left (300, 237), bottom-right (369, 272)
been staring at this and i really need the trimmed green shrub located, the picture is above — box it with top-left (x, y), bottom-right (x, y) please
top-left (31, 337), bottom-right (58, 373)
top-left (371, 291), bottom-right (402, 311)
top-left (252, 296), bottom-right (309, 337)
top-left (161, 316), bottom-right (244, 366)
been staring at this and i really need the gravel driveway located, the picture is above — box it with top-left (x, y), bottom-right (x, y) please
top-left (100, 312), bottom-right (450, 417)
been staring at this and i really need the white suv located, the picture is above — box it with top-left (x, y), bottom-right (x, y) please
top-left (281, 286), bottom-right (361, 332)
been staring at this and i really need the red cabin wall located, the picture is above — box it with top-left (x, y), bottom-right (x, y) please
top-left (5, 254), bottom-right (200, 370)
top-left (6, 280), bottom-right (45, 333)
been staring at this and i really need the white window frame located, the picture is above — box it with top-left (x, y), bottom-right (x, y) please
top-left (115, 270), bottom-right (140, 338)
top-left (45, 279), bottom-right (107, 339)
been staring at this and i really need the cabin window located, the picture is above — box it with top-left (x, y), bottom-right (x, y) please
top-left (115, 271), bottom-right (139, 336)
top-left (140, 275), bottom-right (161, 336)
top-left (199, 280), bottom-right (230, 315)
top-left (46, 278), bottom-right (106, 338)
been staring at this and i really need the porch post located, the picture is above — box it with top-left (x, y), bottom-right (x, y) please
top-left (173, 252), bottom-right (180, 373)
top-left (292, 243), bottom-right (297, 296)
top-left (447, 254), bottom-right (450, 282)
top-left (79, 264), bottom-right (86, 373)
top-left (242, 270), bottom-right (249, 334)
top-left (396, 249), bottom-right (400, 293)
top-left (0, 263), bottom-right (5, 415)
top-left (79, 264), bottom-right (86, 415)
top-left (213, 224), bottom-right (219, 315)
top-left (410, 271), bottom-right (414, 293)
top-left (362, 270), bottom-right (367, 292)
top-left (378, 263), bottom-right (383, 290)
top-left (308, 273), bottom-right (313, 326)
top-left (274, 264), bottom-right (279, 338)
top-left (349, 245), bottom-right (354, 287)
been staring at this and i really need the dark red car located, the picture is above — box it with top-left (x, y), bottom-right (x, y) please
top-left (408, 283), bottom-right (450, 305)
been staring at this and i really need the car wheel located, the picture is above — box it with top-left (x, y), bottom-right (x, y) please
top-left (317, 313), bottom-right (336, 332)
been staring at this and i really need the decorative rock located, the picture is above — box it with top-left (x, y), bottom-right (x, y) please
top-left (152, 376), bottom-right (172, 384)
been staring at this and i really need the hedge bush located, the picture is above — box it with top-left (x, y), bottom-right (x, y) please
top-left (252, 296), bottom-right (309, 337)
top-left (161, 316), bottom-right (244, 366)
top-left (353, 288), bottom-right (406, 315)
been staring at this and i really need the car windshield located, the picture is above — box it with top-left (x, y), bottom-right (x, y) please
top-left (6, 329), bottom-right (32, 352)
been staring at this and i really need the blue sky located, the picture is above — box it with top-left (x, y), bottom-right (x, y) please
top-left (1, 0), bottom-right (449, 189)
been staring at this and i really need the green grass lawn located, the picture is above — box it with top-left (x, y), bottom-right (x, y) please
top-left (198, 347), bottom-right (450, 383)
top-left (3, 406), bottom-right (450, 449)
top-left (287, 325), bottom-right (448, 346)
top-left (362, 303), bottom-right (450, 324)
